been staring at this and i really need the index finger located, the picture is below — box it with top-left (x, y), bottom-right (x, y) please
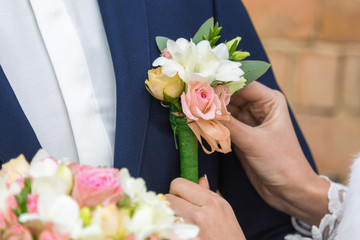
top-left (169, 178), bottom-right (215, 206)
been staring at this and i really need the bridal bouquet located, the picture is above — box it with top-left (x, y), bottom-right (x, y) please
top-left (145, 18), bottom-right (270, 182)
top-left (0, 151), bottom-right (199, 240)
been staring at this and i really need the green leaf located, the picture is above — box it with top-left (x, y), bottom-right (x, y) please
top-left (192, 18), bottom-right (214, 44)
top-left (156, 36), bottom-right (170, 52)
top-left (225, 61), bottom-right (270, 93)
top-left (241, 60), bottom-right (271, 86)
top-left (210, 80), bottom-right (224, 86)
top-left (226, 81), bottom-right (247, 94)
top-left (14, 178), bottom-right (32, 216)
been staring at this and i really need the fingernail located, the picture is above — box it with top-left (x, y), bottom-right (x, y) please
top-left (204, 174), bottom-right (209, 186)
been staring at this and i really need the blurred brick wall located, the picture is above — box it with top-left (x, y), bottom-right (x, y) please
top-left (242, 0), bottom-right (360, 182)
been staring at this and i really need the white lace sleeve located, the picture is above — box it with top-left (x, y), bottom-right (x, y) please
top-left (285, 176), bottom-right (347, 240)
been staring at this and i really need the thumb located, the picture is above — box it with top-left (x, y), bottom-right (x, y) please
top-left (198, 175), bottom-right (210, 189)
top-left (223, 116), bottom-right (256, 149)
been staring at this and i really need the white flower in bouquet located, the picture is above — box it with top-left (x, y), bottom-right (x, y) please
top-left (29, 150), bottom-right (73, 196)
top-left (153, 38), bottom-right (244, 84)
top-left (19, 194), bottom-right (102, 238)
top-left (29, 150), bottom-right (59, 178)
top-left (120, 169), bottom-right (199, 240)
top-left (31, 176), bottom-right (67, 197)
top-left (119, 168), bottom-right (147, 203)
top-left (127, 203), bottom-right (199, 240)
top-left (0, 151), bottom-right (200, 240)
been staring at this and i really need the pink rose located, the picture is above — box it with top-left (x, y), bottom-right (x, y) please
top-left (71, 165), bottom-right (124, 208)
top-left (181, 81), bottom-right (220, 121)
top-left (213, 85), bottom-right (232, 106)
top-left (27, 194), bottom-right (39, 213)
top-left (213, 85), bottom-right (232, 119)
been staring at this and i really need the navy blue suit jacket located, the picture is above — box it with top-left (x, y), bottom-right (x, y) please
top-left (0, 0), bottom-right (317, 239)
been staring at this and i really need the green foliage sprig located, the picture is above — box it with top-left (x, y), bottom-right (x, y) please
top-left (203, 22), bottom-right (222, 48)
top-left (14, 178), bottom-right (32, 216)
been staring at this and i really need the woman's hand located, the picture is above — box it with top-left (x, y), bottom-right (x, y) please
top-left (224, 81), bottom-right (330, 226)
top-left (166, 177), bottom-right (246, 240)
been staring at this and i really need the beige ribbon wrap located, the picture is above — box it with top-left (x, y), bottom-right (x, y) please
top-left (188, 117), bottom-right (231, 154)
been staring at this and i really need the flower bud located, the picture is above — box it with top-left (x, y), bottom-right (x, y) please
top-left (231, 51), bottom-right (250, 61)
top-left (145, 67), bottom-right (184, 102)
top-left (56, 164), bottom-right (73, 194)
top-left (80, 207), bottom-right (92, 226)
top-left (225, 37), bottom-right (241, 51)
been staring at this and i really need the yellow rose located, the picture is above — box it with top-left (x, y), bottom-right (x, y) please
top-left (145, 67), bottom-right (184, 101)
top-left (1, 154), bottom-right (30, 181)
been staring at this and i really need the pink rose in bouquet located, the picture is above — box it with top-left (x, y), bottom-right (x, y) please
top-left (71, 165), bottom-right (124, 208)
top-left (1, 152), bottom-right (200, 240)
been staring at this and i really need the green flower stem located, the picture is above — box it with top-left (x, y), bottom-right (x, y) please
top-left (171, 116), bottom-right (199, 183)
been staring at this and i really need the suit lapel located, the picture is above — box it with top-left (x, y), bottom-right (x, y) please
top-left (0, 65), bottom-right (41, 163)
top-left (97, 0), bottom-right (151, 176)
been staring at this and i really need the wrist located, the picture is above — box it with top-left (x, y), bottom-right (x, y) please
top-left (284, 174), bottom-right (330, 226)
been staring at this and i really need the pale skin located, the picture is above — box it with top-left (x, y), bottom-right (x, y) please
top-left (167, 82), bottom-right (330, 239)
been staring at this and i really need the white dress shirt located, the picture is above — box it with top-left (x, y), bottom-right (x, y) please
top-left (0, 0), bottom-right (116, 166)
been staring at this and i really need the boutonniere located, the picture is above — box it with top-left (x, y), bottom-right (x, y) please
top-left (145, 18), bottom-right (270, 182)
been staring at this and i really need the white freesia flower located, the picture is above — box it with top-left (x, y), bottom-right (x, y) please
top-left (127, 203), bottom-right (174, 240)
top-left (127, 199), bottom-right (199, 240)
top-left (119, 168), bottom-right (147, 203)
top-left (30, 150), bottom-right (59, 178)
top-left (19, 194), bottom-right (102, 238)
top-left (31, 176), bottom-right (67, 196)
top-left (153, 38), bottom-right (244, 84)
